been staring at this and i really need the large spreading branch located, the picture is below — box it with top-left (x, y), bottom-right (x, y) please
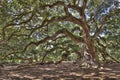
top-left (22, 28), bottom-right (84, 53)
top-left (40, 1), bottom-right (83, 25)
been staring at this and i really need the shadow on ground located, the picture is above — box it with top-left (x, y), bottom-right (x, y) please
top-left (0, 62), bottom-right (120, 80)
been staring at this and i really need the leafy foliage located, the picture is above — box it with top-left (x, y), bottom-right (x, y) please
top-left (0, 0), bottom-right (120, 63)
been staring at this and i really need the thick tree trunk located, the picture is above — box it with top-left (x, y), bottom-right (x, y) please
top-left (81, 22), bottom-right (96, 61)
top-left (85, 36), bottom-right (96, 60)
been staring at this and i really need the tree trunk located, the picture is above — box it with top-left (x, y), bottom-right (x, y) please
top-left (81, 22), bottom-right (96, 61)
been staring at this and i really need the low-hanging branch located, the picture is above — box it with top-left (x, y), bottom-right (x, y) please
top-left (28, 15), bottom-right (69, 38)
top-left (2, 12), bottom-right (33, 41)
top-left (96, 38), bottom-right (120, 63)
top-left (22, 28), bottom-right (84, 53)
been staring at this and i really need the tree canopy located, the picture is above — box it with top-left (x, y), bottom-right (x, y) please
top-left (0, 0), bottom-right (120, 64)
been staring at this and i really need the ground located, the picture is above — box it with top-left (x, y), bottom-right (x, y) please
top-left (0, 62), bottom-right (120, 80)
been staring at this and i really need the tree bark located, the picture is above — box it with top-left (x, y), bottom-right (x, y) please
top-left (81, 21), bottom-right (96, 61)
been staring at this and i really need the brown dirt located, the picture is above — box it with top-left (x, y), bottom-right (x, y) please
top-left (0, 62), bottom-right (120, 80)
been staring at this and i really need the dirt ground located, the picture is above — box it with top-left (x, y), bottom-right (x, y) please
top-left (0, 62), bottom-right (120, 80)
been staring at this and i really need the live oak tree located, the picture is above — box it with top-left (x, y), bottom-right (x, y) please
top-left (0, 0), bottom-right (120, 63)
